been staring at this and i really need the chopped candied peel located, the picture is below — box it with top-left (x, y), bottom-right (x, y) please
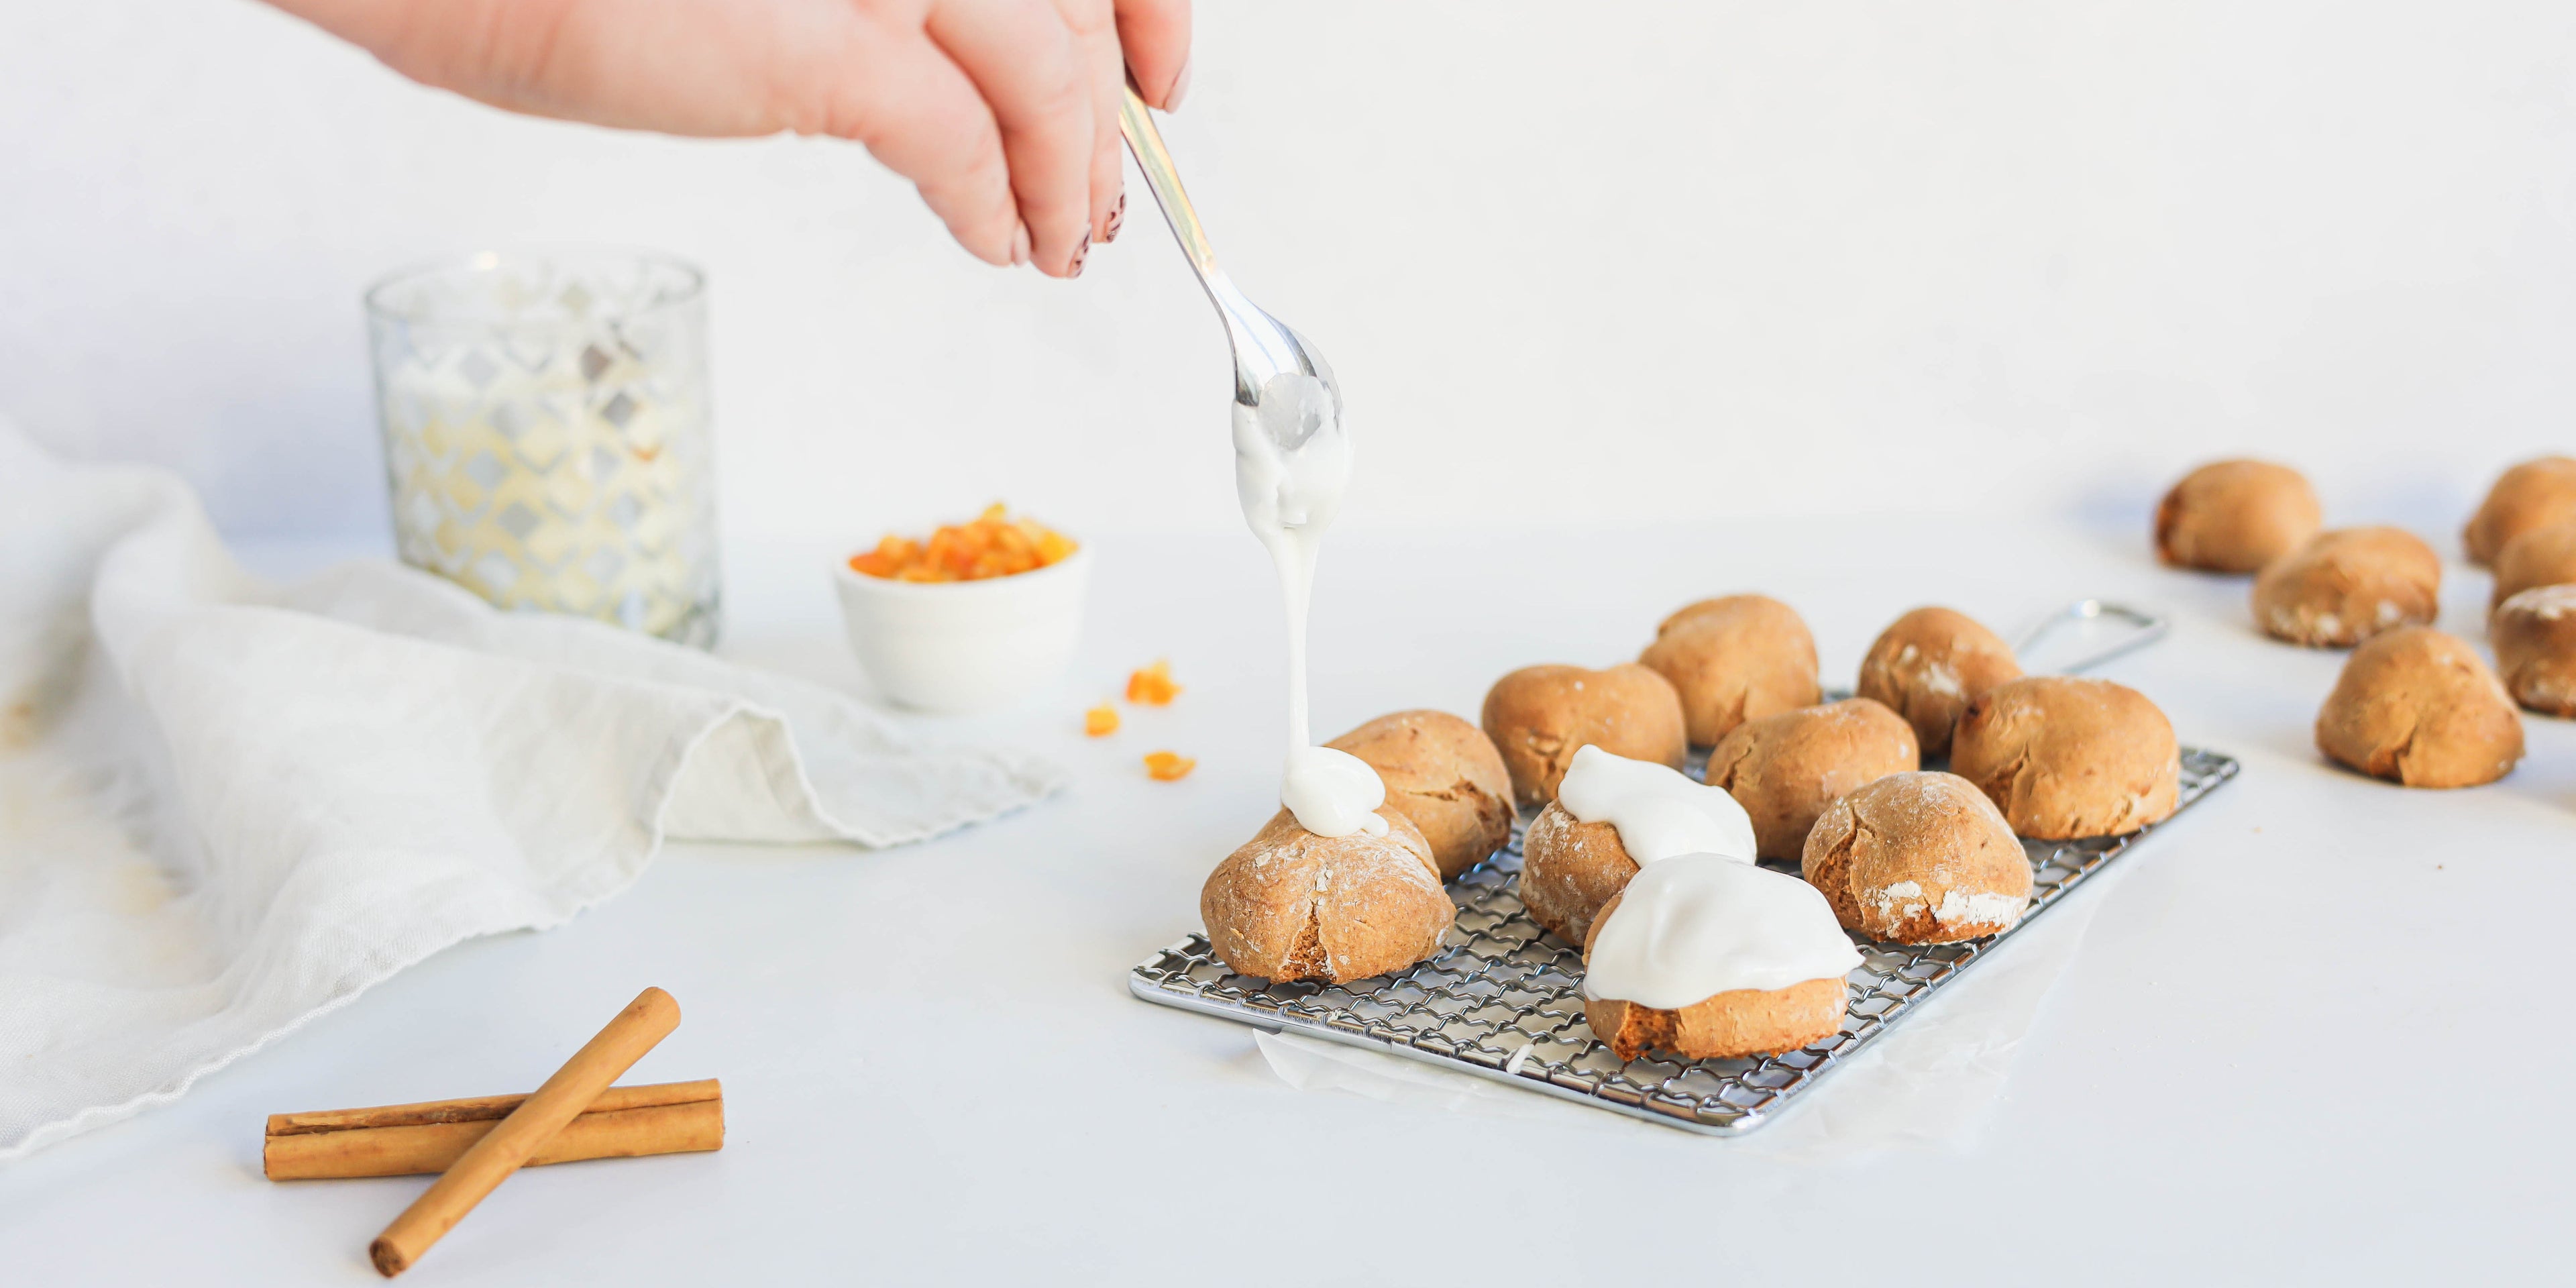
top-left (1144, 751), bottom-right (1197, 782)
top-left (1126, 659), bottom-right (1181, 706)
top-left (1083, 704), bottom-right (1120, 737)
top-left (847, 503), bottom-right (1077, 582)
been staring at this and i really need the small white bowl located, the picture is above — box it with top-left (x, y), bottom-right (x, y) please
top-left (830, 546), bottom-right (1092, 714)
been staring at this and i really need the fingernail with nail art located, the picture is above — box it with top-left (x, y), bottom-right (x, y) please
top-left (1069, 239), bottom-right (1089, 279)
top-left (1103, 192), bottom-right (1126, 244)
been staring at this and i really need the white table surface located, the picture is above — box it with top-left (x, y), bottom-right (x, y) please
top-left (5, 515), bottom-right (2570, 1285)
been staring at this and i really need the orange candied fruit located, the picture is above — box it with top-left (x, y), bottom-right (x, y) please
top-left (1126, 659), bottom-right (1181, 706)
top-left (1144, 750), bottom-right (1197, 782)
top-left (847, 503), bottom-right (1078, 582)
top-left (1084, 704), bottom-right (1120, 737)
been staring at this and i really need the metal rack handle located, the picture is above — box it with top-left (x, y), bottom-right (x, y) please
top-left (2015, 598), bottom-right (2170, 676)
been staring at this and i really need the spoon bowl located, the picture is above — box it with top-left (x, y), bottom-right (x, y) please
top-left (1116, 91), bottom-right (1346, 466)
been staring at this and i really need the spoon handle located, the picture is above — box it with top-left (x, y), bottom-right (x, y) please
top-left (1118, 88), bottom-right (1223, 283)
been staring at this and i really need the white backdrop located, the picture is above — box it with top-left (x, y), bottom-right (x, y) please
top-left (5, 1), bottom-right (2572, 545)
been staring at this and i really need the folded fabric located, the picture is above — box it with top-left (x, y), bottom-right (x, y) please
top-left (0, 423), bottom-right (1063, 1159)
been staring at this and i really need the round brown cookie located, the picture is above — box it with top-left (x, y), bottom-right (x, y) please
top-left (2251, 527), bottom-right (2440, 647)
top-left (1854, 606), bottom-right (2023, 757)
top-left (1326, 710), bottom-right (1515, 879)
top-left (1200, 810), bottom-right (1454, 985)
top-left (1636, 595), bottom-right (1821, 746)
top-left (2493, 585), bottom-right (2576, 717)
top-left (1577, 890), bottom-right (1848, 1061)
top-left (1703, 698), bottom-right (1921, 861)
top-left (1949, 676), bottom-right (2180, 839)
top-left (2316, 626), bottom-right (2525, 787)
top-left (2465, 455), bottom-right (2576, 567)
top-left (1479, 663), bottom-right (1687, 809)
top-left (1803, 771), bottom-right (2031, 944)
top-left (1519, 802), bottom-right (1637, 945)
top-left (2155, 459), bottom-right (2323, 573)
top-left (2489, 521), bottom-right (2576, 612)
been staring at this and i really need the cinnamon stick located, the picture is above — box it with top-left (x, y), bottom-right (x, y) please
top-left (264, 1080), bottom-right (722, 1180)
top-left (368, 987), bottom-right (682, 1277)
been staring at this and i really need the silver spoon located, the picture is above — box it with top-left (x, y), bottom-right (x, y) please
top-left (1118, 88), bottom-right (1343, 450)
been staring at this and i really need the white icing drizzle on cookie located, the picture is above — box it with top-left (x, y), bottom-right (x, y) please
top-left (1582, 854), bottom-right (1861, 1008)
top-left (1555, 745), bottom-right (1756, 864)
top-left (1236, 372), bottom-right (1386, 839)
top-left (1281, 744), bottom-right (1387, 839)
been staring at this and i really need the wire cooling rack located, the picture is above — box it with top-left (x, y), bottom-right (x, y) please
top-left (1130, 746), bottom-right (2239, 1136)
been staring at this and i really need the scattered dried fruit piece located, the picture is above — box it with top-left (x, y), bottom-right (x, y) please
top-left (1084, 704), bottom-right (1120, 737)
top-left (1126, 659), bottom-right (1181, 706)
top-left (847, 503), bottom-right (1078, 582)
top-left (1144, 751), bottom-right (1197, 782)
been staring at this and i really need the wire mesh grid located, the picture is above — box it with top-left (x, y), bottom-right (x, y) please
top-left (1130, 746), bottom-right (2239, 1136)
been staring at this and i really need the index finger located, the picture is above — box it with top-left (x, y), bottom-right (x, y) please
top-left (1114, 0), bottom-right (1191, 109)
top-left (929, 0), bottom-right (1096, 277)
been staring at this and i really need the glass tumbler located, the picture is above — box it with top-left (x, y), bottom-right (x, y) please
top-left (366, 250), bottom-right (721, 647)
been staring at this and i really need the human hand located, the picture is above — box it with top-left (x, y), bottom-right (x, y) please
top-left (267, 0), bottom-right (1192, 277)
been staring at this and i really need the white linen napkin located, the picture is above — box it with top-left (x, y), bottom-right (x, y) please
top-left (0, 424), bottom-right (1064, 1160)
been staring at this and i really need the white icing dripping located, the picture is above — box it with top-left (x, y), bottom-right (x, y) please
top-left (1281, 745), bottom-right (1388, 839)
top-left (1582, 854), bottom-right (1862, 1008)
top-left (1555, 745), bottom-right (1756, 865)
top-left (1236, 372), bottom-right (1385, 839)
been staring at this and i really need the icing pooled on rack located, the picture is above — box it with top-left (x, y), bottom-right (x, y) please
top-left (1555, 745), bottom-right (1757, 864)
top-left (1236, 370), bottom-right (1385, 839)
top-left (1582, 854), bottom-right (1862, 1009)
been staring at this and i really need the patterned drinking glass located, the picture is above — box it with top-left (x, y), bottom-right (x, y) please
top-left (365, 250), bottom-right (721, 648)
